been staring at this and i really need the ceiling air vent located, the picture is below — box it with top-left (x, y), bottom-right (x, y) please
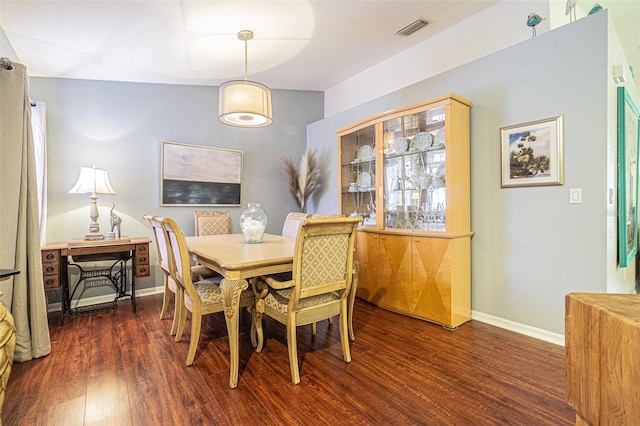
top-left (396, 18), bottom-right (428, 37)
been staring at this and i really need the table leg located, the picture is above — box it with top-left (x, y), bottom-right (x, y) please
top-left (220, 277), bottom-right (248, 388)
top-left (60, 257), bottom-right (70, 325)
top-left (130, 255), bottom-right (137, 313)
top-left (251, 278), bottom-right (269, 352)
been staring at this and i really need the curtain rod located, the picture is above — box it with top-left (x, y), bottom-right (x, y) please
top-left (1, 57), bottom-right (15, 71)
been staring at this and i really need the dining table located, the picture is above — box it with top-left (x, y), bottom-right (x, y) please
top-left (185, 232), bottom-right (295, 388)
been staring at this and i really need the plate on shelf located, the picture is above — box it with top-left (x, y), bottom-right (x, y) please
top-left (411, 132), bottom-right (432, 151)
top-left (357, 171), bottom-right (373, 189)
top-left (393, 137), bottom-right (408, 155)
top-left (357, 145), bottom-right (374, 161)
top-left (432, 128), bottom-right (445, 148)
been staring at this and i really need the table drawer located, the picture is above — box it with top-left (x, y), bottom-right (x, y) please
top-left (135, 244), bottom-right (149, 256)
top-left (135, 243), bottom-right (150, 277)
top-left (43, 275), bottom-right (60, 289)
top-left (41, 249), bottom-right (61, 290)
top-left (135, 264), bottom-right (150, 277)
top-left (135, 253), bottom-right (149, 266)
top-left (42, 261), bottom-right (59, 277)
top-left (41, 250), bottom-right (59, 264)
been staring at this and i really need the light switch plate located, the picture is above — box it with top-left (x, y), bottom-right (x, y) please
top-left (569, 188), bottom-right (582, 204)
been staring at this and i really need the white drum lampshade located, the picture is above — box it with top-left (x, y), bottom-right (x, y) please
top-left (218, 30), bottom-right (272, 128)
top-left (219, 80), bottom-right (272, 127)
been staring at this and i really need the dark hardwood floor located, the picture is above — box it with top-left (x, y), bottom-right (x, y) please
top-left (3, 293), bottom-right (575, 425)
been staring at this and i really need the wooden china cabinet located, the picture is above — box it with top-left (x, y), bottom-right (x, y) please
top-left (338, 93), bottom-right (472, 329)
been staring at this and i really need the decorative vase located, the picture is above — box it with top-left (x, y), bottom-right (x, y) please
top-left (239, 203), bottom-right (268, 243)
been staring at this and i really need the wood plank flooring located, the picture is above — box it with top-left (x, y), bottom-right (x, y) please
top-left (3, 294), bottom-right (575, 425)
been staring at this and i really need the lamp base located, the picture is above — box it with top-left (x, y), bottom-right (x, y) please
top-left (83, 232), bottom-right (105, 241)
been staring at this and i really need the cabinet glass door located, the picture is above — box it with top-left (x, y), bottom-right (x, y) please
top-left (340, 124), bottom-right (376, 226)
top-left (383, 106), bottom-right (446, 231)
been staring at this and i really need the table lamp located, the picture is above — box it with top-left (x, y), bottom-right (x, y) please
top-left (69, 165), bottom-right (116, 240)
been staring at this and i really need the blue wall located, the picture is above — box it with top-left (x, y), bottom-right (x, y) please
top-left (29, 77), bottom-right (324, 293)
top-left (308, 13), bottom-right (610, 336)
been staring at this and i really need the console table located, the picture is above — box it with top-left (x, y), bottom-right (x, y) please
top-left (41, 237), bottom-right (151, 323)
top-left (565, 293), bottom-right (640, 425)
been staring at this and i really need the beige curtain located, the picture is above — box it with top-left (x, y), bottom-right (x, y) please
top-left (31, 102), bottom-right (47, 241)
top-left (0, 61), bottom-right (51, 361)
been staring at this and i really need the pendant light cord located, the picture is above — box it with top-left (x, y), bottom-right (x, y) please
top-left (244, 37), bottom-right (248, 82)
top-left (237, 30), bottom-right (253, 82)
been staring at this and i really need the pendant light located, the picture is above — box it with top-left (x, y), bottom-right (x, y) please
top-left (218, 30), bottom-right (273, 127)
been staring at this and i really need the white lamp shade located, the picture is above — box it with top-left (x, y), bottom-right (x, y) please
top-left (218, 80), bottom-right (273, 127)
top-left (69, 166), bottom-right (116, 195)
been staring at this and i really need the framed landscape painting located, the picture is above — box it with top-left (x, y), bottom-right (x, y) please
top-left (161, 141), bottom-right (242, 206)
top-left (617, 87), bottom-right (640, 267)
top-left (500, 116), bottom-right (564, 188)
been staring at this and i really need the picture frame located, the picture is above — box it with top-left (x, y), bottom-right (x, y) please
top-left (617, 87), bottom-right (640, 267)
top-left (500, 116), bottom-right (564, 188)
top-left (161, 141), bottom-right (243, 206)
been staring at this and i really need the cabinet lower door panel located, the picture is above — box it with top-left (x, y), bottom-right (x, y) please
top-left (378, 235), bottom-right (411, 315)
top-left (354, 232), bottom-right (381, 304)
top-left (412, 237), bottom-right (451, 324)
top-left (412, 237), bottom-right (470, 327)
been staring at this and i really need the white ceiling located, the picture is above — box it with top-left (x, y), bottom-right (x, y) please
top-left (0, 0), bottom-right (500, 91)
top-left (1, 1), bottom-right (638, 92)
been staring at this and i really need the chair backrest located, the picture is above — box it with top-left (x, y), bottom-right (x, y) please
top-left (281, 212), bottom-right (311, 238)
top-left (194, 211), bottom-right (232, 236)
top-left (143, 214), bottom-right (171, 275)
top-left (310, 213), bottom-right (343, 219)
top-left (161, 216), bottom-right (198, 301)
top-left (291, 216), bottom-right (361, 302)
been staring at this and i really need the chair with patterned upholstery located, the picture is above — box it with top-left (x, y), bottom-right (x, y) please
top-left (161, 216), bottom-right (254, 366)
top-left (192, 211), bottom-right (232, 280)
top-left (310, 213), bottom-right (359, 341)
top-left (255, 216), bottom-right (361, 384)
top-left (267, 211), bottom-right (311, 282)
top-left (144, 214), bottom-right (181, 335)
top-left (281, 212), bottom-right (311, 239)
top-left (194, 210), bottom-right (232, 236)
top-left (309, 213), bottom-right (343, 219)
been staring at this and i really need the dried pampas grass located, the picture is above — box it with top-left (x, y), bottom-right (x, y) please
top-left (281, 148), bottom-right (320, 212)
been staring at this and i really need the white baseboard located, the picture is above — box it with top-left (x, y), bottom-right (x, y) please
top-left (47, 286), bottom-right (164, 313)
top-left (471, 310), bottom-right (565, 346)
top-left (47, 288), bottom-right (565, 347)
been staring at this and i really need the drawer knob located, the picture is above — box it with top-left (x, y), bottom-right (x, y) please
top-left (46, 253), bottom-right (55, 260)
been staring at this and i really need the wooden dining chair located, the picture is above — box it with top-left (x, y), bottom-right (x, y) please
top-left (144, 214), bottom-right (181, 335)
top-left (310, 213), bottom-right (359, 342)
top-left (192, 210), bottom-right (232, 280)
top-left (160, 216), bottom-right (254, 366)
top-left (281, 212), bottom-right (311, 239)
top-left (268, 211), bottom-right (312, 283)
top-left (255, 216), bottom-right (361, 384)
top-left (194, 210), bottom-right (232, 236)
